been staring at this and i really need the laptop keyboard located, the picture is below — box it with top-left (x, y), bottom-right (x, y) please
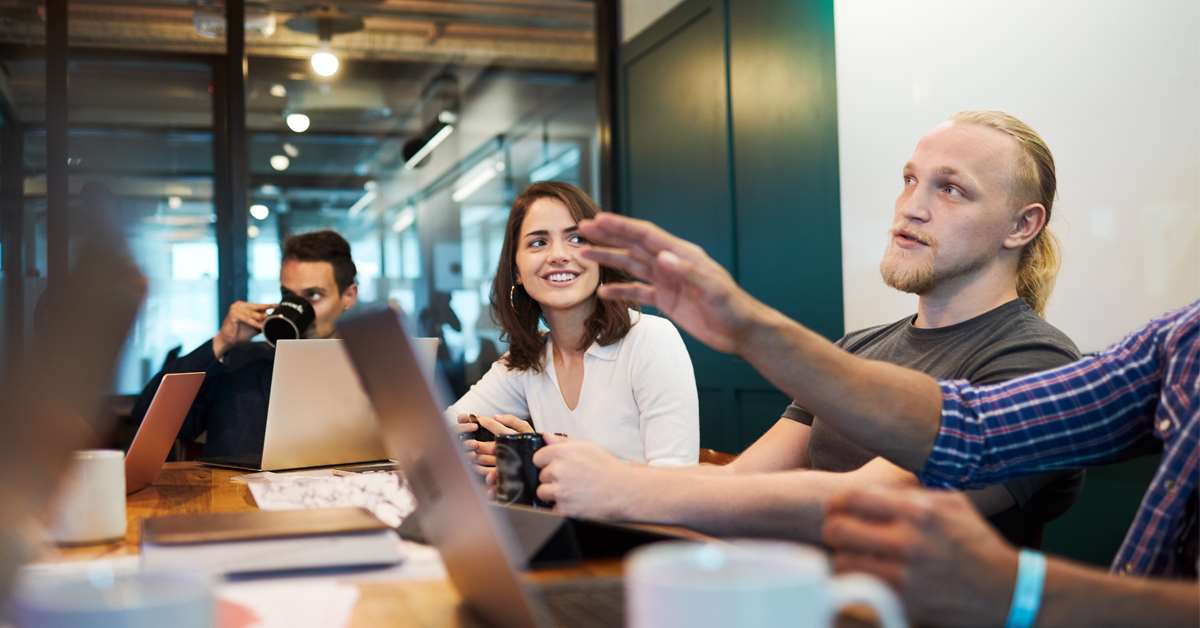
top-left (535, 577), bottom-right (625, 628)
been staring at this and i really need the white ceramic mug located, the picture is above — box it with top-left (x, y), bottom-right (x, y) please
top-left (12, 568), bottom-right (214, 628)
top-left (627, 541), bottom-right (907, 628)
top-left (49, 450), bottom-right (127, 545)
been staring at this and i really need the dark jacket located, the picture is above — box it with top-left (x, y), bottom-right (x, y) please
top-left (131, 339), bottom-right (275, 460)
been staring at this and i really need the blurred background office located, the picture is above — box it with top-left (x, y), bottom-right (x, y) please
top-left (0, 0), bottom-right (607, 400)
top-left (0, 0), bottom-right (1196, 567)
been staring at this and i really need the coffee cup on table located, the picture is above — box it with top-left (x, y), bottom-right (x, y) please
top-left (11, 569), bottom-right (214, 628)
top-left (627, 540), bottom-right (907, 628)
top-left (49, 450), bottom-right (127, 545)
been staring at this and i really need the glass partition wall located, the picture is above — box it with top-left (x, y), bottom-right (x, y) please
top-left (0, 2), bottom-right (604, 398)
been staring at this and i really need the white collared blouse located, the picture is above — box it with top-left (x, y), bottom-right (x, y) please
top-left (447, 311), bottom-right (699, 466)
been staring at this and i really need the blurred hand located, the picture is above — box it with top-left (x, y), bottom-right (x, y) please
top-left (213, 301), bottom-right (273, 359)
top-left (823, 486), bottom-right (1017, 626)
top-left (480, 414), bottom-right (535, 436)
top-left (455, 415), bottom-right (491, 480)
top-left (578, 213), bottom-right (766, 354)
top-left (533, 435), bottom-right (635, 520)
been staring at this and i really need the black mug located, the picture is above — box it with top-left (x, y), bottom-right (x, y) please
top-left (262, 288), bottom-right (316, 347)
top-left (494, 433), bottom-right (550, 508)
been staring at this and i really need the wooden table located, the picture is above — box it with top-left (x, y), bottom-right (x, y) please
top-left (42, 462), bottom-right (621, 627)
top-left (42, 462), bottom-right (878, 627)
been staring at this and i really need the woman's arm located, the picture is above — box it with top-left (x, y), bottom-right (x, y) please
top-left (445, 357), bottom-right (529, 423)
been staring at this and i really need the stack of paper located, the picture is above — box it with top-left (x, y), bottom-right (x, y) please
top-left (240, 470), bottom-right (416, 528)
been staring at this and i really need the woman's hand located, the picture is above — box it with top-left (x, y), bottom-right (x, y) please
top-left (479, 414), bottom-right (535, 436)
top-left (456, 413), bottom-right (535, 473)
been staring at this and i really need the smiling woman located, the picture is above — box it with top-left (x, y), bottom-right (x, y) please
top-left (446, 182), bottom-right (700, 468)
top-left (495, 182), bottom-right (634, 372)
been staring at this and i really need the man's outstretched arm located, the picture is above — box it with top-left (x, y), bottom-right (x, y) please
top-left (534, 437), bottom-right (917, 541)
top-left (578, 213), bottom-right (942, 471)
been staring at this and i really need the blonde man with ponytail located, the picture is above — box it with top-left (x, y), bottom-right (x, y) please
top-left (951, 110), bottom-right (1061, 316)
top-left (531, 111), bottom-right (1085, 553)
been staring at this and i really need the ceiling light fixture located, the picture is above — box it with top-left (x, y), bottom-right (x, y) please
top-left (530, 147), bottom-right (582, 183)
top-left (269, 83), bottom-right (287, 98)
top-left (282, 142), bottom-right (300, 158)
top-left (269, 155), bottom-right (290, 171)
top-left (310, 48), bottom-right (340, 78)
top-left (347, 190), bottom-right (376, 218)
top-left (403, 111), bottom-right (458, 171)
top-left (286, 10), bottom-right (360, 79)
top-left (249, 204), bottom-right (270, 220)
top-left (167, 195), bottom-right (183, 209)
top-left (285, 113), bottom-right (311, 133)
top-left (451, 158), bottom-right (505, 203)
top-left (403, 124), bottom-right (453, 170)
top-left (392, 207), bottom-right (416, 233)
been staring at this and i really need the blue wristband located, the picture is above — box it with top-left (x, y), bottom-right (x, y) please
top-left (1005, 549), bottom-right (1046, 628)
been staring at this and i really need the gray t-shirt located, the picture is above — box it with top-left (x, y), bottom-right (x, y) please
top-left (782, 298), bottom-right (1083, 547)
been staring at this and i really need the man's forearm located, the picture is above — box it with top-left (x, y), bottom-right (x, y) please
top-left (1037, 558), bottom-right (1199, 628)
top-left (621, 464), bottom-right (917, 542)
top-left (737, 305), bottom-right (943, 472)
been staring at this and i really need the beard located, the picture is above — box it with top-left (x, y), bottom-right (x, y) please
top-left (880, 247), bottom-right (936, 294)
top-left (879, 241), bottom-right (992, 295)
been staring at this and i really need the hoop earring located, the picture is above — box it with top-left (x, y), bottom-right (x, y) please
top-left (510, 284), bottom-right (518, 310)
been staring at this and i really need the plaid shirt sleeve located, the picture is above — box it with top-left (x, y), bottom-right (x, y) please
top-left (919, 306), bottom-right (1186, 489)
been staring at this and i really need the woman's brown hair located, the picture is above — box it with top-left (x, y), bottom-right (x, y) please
top-left (491, 181), bottom-right (637, 372)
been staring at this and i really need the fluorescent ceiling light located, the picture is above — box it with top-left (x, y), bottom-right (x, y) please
top-left (392, 208), bottom-right (416, 233)
top-left (452, 159), bottom-right (505, 204)
top-left (530, 147), bottom-right (581, 183)
top-left (404, 124), bottom-right (454, 170)
top-left (347, 190), bottom-right (377, 218)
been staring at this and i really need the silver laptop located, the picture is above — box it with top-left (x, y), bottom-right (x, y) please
top-left (341, 309), bottom-right (628, 628)
top-left (204, 337), bottom-right (438, 471)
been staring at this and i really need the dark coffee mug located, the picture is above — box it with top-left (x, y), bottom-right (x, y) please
top-left (262, 288), bottom-right (316, 347)
top-left (494, 433), bottom-right (549, 508)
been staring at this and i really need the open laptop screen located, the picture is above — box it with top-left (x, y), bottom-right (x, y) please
top-left (340, 308), bottom-right (550, 628)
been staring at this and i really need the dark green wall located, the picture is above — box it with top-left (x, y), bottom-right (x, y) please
top-left (620, 0), bottom-right (842, 453)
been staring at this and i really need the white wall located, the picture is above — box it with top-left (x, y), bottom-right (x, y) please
top-left (622, 0), bottom-right (686, 42)
top-left (834, 0), bottom-right (1200, 351)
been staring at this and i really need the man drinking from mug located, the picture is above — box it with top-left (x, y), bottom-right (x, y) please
top-left (130, 230), bottom-right (359, 458)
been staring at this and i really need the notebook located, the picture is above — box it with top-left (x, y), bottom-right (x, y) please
top-left (140, 507), bottom-right (403, 576)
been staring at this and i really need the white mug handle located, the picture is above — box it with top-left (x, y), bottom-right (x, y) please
top-left (828, 573), bottom-right (908, 628)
